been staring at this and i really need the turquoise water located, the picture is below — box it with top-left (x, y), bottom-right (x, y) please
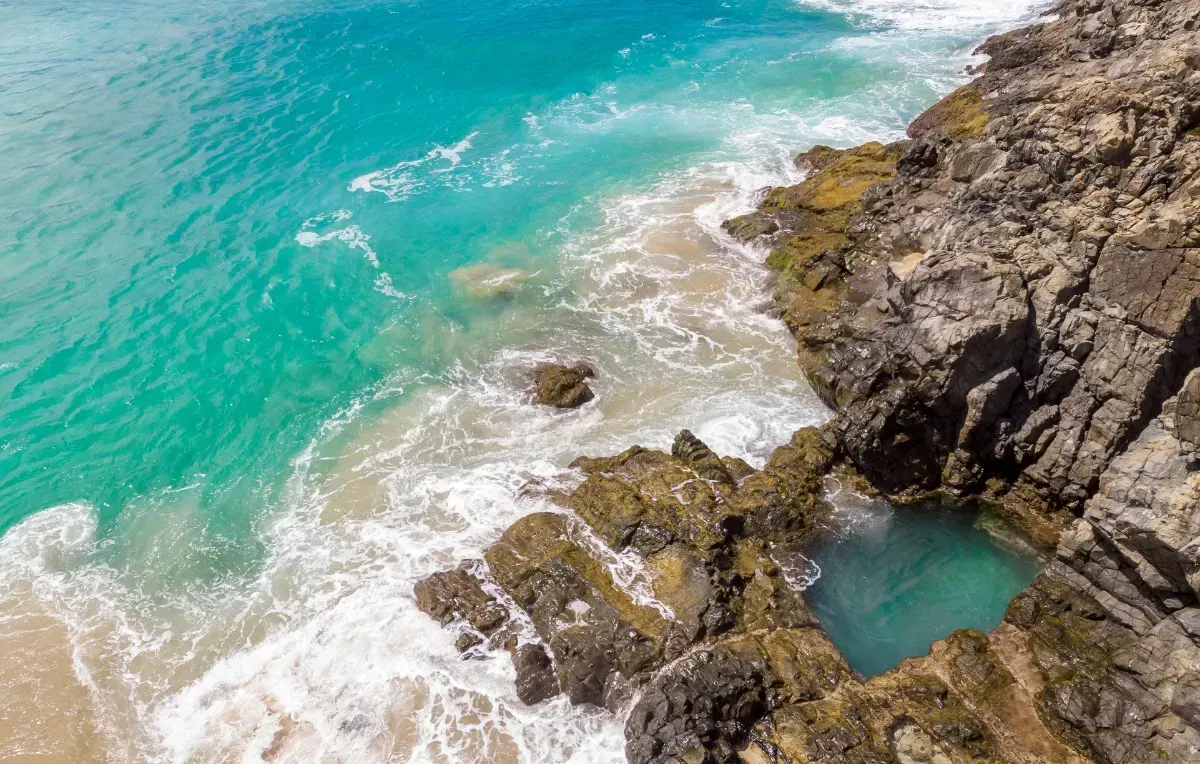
top-left (0, 0), bottom-right (1048, 761)
top-left (2, 0), bottom-right (1020, 540)
top-left (806, 498), bottom-right (1044, 677)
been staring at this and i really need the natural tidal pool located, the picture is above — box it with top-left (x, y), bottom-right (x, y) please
top-left (805, 494), bottom-right (1045, 677)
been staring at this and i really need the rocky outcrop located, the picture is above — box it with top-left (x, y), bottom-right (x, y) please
top-left (414, 428), bottom-right (1200, 763)
top-left (415, 428), bottom-right (836, 713)
top-left (624, 554), bottom-right (1200, 764)
top-left (414, 1), bottom-right (1200, 762)
top-left (730, 0), bottom-right (1200, 537)
top-left (534, 363), bottom-right (596, 408)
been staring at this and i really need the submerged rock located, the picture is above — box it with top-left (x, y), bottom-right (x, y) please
top-left (448, 263), bottom-right (534, 300)
top-left (534, 363), bottom-right (595, 408)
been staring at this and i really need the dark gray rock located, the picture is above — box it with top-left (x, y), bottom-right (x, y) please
top-left (672, 429), bottom-right (735, 485)
top-left (413, 564), bottom-right (509, 636)
top-left (624, 642), bottom-right (772, 764)
top-left (743, 0), bottom-right (1200, 528)
top-left (513, 643), bottom-right (560, 705)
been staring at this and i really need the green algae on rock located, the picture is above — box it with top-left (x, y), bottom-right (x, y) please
top-left (416, 428), bottom-right (834, 711)
top-left (722, 141), bottom-right (907, 338)
top-left (907, 84), bottom-right (990, 141)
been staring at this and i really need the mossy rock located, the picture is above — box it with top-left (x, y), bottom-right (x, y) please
top-left (534, 362), bottom-right (595, 408)
top-left (943, 629), bottom-right (1016, 699)
top-left (767, 229), bottom-right (848, 273)
top-left (763, 142), bottom-right (904, 217)
top-left (723, 210), bottom-right (781, 242)
top-left (568, 445), bottom-right (738, 552)
top-left (794, 144), bottom-right (845, 174)
top-left (727, 540), bottom-right (817, 632)
top-left (757, 628), bottom-right (853, 703)
top-left (908, 84), bottom-right (990, 141)
top-left (771, 699), bottom-right (893, 763)
top-left (483, 511), bottom-right (674, 642)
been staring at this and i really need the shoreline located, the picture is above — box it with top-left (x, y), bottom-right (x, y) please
top-left (418, 1), bottom-right (1200, 762)
top-left (4, 1), bottom-right (1191, 761)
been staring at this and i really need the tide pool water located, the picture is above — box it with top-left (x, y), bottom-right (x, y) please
top-left (807, 492), bottom-right (1045, 677)
top-left (1, 0), bottom-right (1047, 761)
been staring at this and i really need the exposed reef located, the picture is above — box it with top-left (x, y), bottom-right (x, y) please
top-left (416, 1), bottom-right (1200, 761)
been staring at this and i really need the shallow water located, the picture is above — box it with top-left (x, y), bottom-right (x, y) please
top-left (807, 491), bottom-right (1045, 677)
top-left (1, 0), bottom-right (1049, 761)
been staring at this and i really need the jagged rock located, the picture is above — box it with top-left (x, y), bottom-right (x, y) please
top-left (1069, 389), bottom-right (1200, 611)
top-left (413, 564), bottom-right (509, 636)
top-left (567, 444), bottom-right (741, 552)
top-left (513, 643), bottom-right (559, 705)
top-left (794, 144), bottom-right (847, 175)
top-left (1176, 369), bottom-right (1200, 448)
top-left (722, 142), bottom-right (907, 334)
top-left (568, 428), bottom-right (832, 555)
top-left (483, 511), bottom-right (678, 707)
top-left (736, 0), bottom-right (1200, 527)
top-left (1002, 570), bottom-right (1200, 762)
top-left (907, 83), bottom-right (989, 141)
top-left (534, 363), bottom-right (595, 408)
top-left (672, 429), bottom-right (735, 485)
top-left (625, 639), bottom-right (775, 764)
top-left (415, 429), bottom-right (835, 714)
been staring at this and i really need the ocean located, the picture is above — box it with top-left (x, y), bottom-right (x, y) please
top-left (0, 0), bottom-right (1045, 760)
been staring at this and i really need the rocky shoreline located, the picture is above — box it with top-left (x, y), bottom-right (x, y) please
top-left (415, 1), bottom-right (1200, 762)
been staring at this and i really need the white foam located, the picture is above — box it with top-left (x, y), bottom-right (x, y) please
top-left (350, 132), bottom-right (480, 202)
top-left (294, 222), bottom-right (379, 268)
top-left (295, 213), bottom-right (411, 299)
top-left (1, 128), bottom-right (828, 759)
top-left (797, 0), bottom-right (1049, 33)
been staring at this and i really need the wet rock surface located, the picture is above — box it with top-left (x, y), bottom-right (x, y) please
top-left (416, 1), bottom-right (1200, 761)
top-left (534, 362), bottom-right (596, 408)
top-left (415, 427), bottom-right (836, 715)
top-left (414, 428), bottom-right (1198, 763)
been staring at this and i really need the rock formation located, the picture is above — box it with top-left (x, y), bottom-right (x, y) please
top-left (416, 1), bottom-right (1200, 761)
top-left (534, 363), bottom-right (596, 408)
top-left (726, 0), bottom-right (1200, 537)
top-left (415, 427), bottom-right (837, 712)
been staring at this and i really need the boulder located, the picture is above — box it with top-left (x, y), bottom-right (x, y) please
top-left (412, 565), bottom-right (508, 637)
top-left (513, 643), bottom-right (559, 705)
top-left (534, 363), bottom-right (596, 408)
